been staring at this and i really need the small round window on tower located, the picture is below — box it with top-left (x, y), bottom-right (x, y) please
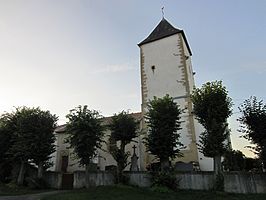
top-left (151, 65), bottom-right (155, 73)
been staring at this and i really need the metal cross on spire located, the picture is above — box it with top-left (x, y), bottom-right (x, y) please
top-left (132, 145), bottom-right (137, 155)
top-left (161, 6), bottom-right (165, 19)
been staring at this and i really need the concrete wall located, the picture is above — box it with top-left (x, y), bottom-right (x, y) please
top-left (73, 171), bottom-right (115, 189)
top-left (44, 171), bottom-right (62, 189)
top-left (125, 171), bottom-right (152, 187)
top-left (125, 171), bottom-right (266, 193)
top-left (125, 171), bottom-right (214, 190)
top-left (44, 171), bottom-right (266, 193)
top-left (176, 172), bottom-right (215, 190)
top-left (224, 172), bottom-right (266, 193)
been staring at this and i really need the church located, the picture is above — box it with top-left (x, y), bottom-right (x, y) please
top-left (50, 18), bottom-right (213, 173)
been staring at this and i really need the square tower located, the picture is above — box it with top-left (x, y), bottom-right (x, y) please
top-left (138, 18), bottom-right (212, 171)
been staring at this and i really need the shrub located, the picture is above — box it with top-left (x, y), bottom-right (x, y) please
top-left (151, 171), bottom-right (179, 191)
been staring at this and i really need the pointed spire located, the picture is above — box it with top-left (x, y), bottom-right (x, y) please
top-left (138, 18), bottom-right (181, 46)
top-left (138, 18), bottom-right (192, 55)
top-left (161, 6), bottom-right (165, 19)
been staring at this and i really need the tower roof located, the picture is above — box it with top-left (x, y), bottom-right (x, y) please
top-left (138, 18), bottom-right (192, 55)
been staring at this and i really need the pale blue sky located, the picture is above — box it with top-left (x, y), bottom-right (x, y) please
top-left (0, 0), bottom-right (265, 157)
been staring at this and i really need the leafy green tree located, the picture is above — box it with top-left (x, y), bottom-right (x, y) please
top-left (66, 105), bottom-right (105, 186)
top-left (5, 107), bottom-right (57, 184)
top-left (191, 81), bottom-right (232, 175)
top-left (108, 111), bottom-right (138, 182)
top-left (145, 95), bottom-right (183, 171)
top-left (0, 116), bottom-right (13, 182)
top-left (222, 150), bottom-right (245, 171)
top-left (29, 110), bottom-right (58, 178)
top-left (244, 157), bottom-right (261, 172)
top-left (0, 116), bottom-right (12, 163)
top-left (238, 96), bottom-right (266, 170)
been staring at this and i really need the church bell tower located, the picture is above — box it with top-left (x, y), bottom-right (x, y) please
top-left (138, 18), bottom-right (212, 170)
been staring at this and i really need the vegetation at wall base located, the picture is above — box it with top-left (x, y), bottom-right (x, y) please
top-left (151, 171), bottom-right (179, 192)
top-left (40, 186), bottom-right (266, 200)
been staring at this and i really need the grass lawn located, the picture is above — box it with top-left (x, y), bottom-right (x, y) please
top-left (0, 183), bottom-right (52, 196)
top-left (41, 185), bottom-right (266, 200)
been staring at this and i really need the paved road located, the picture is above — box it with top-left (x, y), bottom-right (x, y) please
top-left (0, 191), bottom-right (67, 200)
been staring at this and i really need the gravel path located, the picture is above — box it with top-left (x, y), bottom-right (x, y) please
top-left (0, 190), bottom-right (67, 200)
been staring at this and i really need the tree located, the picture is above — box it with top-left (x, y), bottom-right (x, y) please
top-left (5, 107), bottom-right (57, 184)
top-left (191, 81), bottom-right (232, 175)
top-left (0, 116), bottom-right (13, 182)
top-left (222, 150), bottom-right (245, 171)
top-left (66, 105), bottom-right (105, 187)
top-left (29, 109), bottom-right (58, 178)
top-left (244, 157), bottom-right (261, 172)
top-left (238, 96), bottom-right (266, 170)
top-left (108, 111), bottom-right (138, 182)
top-left (0, 116), bottom-right (11, 161)
top-left (145, 95), bottom-right (183, 171)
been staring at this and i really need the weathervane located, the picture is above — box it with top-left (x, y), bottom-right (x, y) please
top-left (161, 6), bottom-right (165, 19)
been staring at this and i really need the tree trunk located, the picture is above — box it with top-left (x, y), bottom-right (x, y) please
top-left (161, 158), bottom-right (170, 172)
top-left (120, 141), bottom-right (125, 153)
top-left (37, 161), bottom-right (44, 179)
top-left (85, 164), bottom-right (89, 188)
top-left (117, 164), bottom-right (122, 183)
top-left (17, 161), bottom-right (26, 185)
top-left (117, 141), bottom-right (126, 183)
top-left (214, 155), bottom-right (222, 175)
top-left (214, 155), bottom-right (224, 191)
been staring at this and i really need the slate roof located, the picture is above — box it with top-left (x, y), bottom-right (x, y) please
top-left (138, 18), bottom-right (192, 56)
top-left (55, 112), bottom-right (142, 134)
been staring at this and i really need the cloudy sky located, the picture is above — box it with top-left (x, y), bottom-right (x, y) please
top-left (0, 0), bottom-right (265, 157)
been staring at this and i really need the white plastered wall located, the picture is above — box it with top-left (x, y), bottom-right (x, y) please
top-left (140, 33), bottom-right (213, 171)
top-left (141, 34), bottom-right (191, 148)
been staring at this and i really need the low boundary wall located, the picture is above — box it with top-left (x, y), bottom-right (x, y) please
top-left (176, 172), bottom-right (215, 190)
top-left (44, 171), bottom-right (266, 193)
top-left (73, 171), bottom-right (115, 188)
top-left (44, 171), bottom-right (62, 189)
top-left (224, 172), bottom-right (266, 193)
